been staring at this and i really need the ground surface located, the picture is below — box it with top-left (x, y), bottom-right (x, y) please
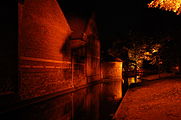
top-left (114, 74), bottom-right (181, 120)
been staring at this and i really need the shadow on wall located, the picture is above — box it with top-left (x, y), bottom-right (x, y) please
top-left (60, 37), bottom-right (71, 61)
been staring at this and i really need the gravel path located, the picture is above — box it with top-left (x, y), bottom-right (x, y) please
top-left (114, 78), bottom-right (181, 120)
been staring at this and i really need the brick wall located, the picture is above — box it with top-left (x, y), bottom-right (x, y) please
top-left (18, 0), bottom-right (100, 100)
top-left (86, 16), bottom-right (101, 83)
top-left (19, 0), bottom-right (72, 100)
top-left (72, 46), bottom-right (87, 87)
top-left (101, 62), bottom-right (123, 80)
top-left (71, 15), bottom-right (101, 87)
top-left (101, 62), bottom-right (123, 99)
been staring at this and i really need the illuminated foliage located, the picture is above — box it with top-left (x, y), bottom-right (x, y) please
top-left (107, 30), bottom-right (173, 72)
top-left (127, 43), bottom-right (161, 70)
top-left (148, 0), bottom-right (181, 15)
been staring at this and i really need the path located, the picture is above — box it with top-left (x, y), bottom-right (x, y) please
top-left (113, 76), bottom-right (181, 120)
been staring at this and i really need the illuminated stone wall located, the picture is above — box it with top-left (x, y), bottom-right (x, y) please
top-left (72, 46), bottom-right (87, 87)
top-left (86, 17), bottom-right (101, 83)
top-left (101, 62), bottom-right (123, 80)
top-left (101, 62), bottom-right (123, 100)
top-left (19, 0), bottom-right (72, 100)
top-left (18, 0), bottom-right (100, 100)
top-left (71, 15), bottom-right (101, 87)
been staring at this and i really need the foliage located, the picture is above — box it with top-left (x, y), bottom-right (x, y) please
top-left (108, 30), bottom-right (173, 71)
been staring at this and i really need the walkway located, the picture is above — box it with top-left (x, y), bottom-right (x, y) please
top-left (113, 74), bottom-right (181, 120)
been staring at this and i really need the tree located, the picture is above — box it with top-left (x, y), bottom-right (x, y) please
top-left (108, 30), bottom-right (173, 73)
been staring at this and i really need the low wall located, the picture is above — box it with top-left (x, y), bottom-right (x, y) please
top-left (101, 62), bottom-right (123, 80)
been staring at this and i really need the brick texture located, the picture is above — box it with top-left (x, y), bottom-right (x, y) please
top-left (19, 0), bottom-right (72, 100)
top-left (101, 62), bottom-right (123, 80)
top-left (18, 0), bottom-right (100, 100)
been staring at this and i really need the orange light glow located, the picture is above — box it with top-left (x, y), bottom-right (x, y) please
top-left (128, 77), bottom-right (136, 85)
top-left (148, 0), bottom-right (181, 15)
top-left (176, 66), bottom-right (179, 70)
top-left (152, 49), bottom-right (158, 53)
top-left (144, 52), bottom-right (152, 56)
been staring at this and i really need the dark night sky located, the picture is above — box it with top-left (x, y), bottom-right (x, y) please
top-left (94, 0), bottom-right (181, 48)
top-left (60, 0), bottom-right (181, 50)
